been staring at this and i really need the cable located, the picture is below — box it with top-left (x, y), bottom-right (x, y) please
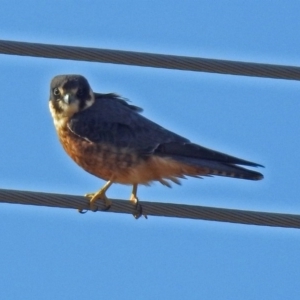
top-left (0, 41), bottom-right (298, 227)
top-left (0, 188), bottom-right (299, 228)
top-left (0, 39), bottom-right (300, 80)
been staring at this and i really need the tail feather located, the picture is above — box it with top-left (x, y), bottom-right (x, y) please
top-left (155, 142), bottom-right (264, 168)
top-left (154, 141), bottom-right (263, 181)
top-left (162, 155), bottom-right (263, 181)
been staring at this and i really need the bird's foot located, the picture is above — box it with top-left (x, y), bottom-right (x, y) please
top-left (130, 195), bottom-right (147, 219)
top-left (84, 190), bottom-right (112, 212)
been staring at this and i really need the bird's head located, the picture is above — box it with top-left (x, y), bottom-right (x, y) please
top-left (49, 75), bottom-right (95, 124)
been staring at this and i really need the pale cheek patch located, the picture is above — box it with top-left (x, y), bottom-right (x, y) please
top-left (49, 100), bottom-right (79, 130)
top-left (58, 99), bottom-right (80, 117)
top-left (82, 90), bottom-right (95, 110)
top-left (49, 102), bottom-right (66, 129)
top-left (83, 98), bottom-right (94, 110)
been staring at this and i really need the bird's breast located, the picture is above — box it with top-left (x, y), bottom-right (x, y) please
top-left (56, 125), bottom-right (143, 181)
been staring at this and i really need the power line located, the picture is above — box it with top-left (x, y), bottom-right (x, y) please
top-left (0, 188), bottom-right (299, 228)
top-left (0, 41), bottom-right (298, 228)
top-left (0, 39), bottom-right (300, 80)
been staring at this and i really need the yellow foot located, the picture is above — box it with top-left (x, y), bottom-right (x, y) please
top-left (78, 180), bottom-right (114, 213)
top-left (130, 185), bottom-right (147, 219)
top-left (84, 191), bottom-right (112, 212)
top-left (129, 195), bottom-right (142, 219)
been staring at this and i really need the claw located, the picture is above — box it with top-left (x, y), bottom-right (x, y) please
top-left (132, 200), bottom-right (144, 219)
top-left (78, 181), bottom-right (148, 218)
top-left (80, 180), bottom-right (113, 212)
top-left (130, 184), bottom-right (147, 219)
top-left (85, 191), bottom-right (112, 211)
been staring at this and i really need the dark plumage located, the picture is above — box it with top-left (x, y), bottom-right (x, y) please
top-left (49, 74), bottom-right (263, 215)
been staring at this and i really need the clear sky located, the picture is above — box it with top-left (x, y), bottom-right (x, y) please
top-left (0, 1), bottom-right (300, 299)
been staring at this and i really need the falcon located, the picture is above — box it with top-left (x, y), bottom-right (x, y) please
top-left (49, 74), bottom-right (263, 218)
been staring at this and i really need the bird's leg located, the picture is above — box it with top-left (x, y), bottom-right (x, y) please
top-left (85, 180), bottom-right (113, 212)
top-left (130, 184), bottom-right (147, 219)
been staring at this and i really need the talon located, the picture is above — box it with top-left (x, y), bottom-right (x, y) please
top-left (84, 180), bottom-right (113, 212)
top-left (84, 193), bottom-right (95, 198)
top-left (132, 201), bottom-right (143, 219)
top-left (90, 203), bottom-right (99, 212)
top-left (85, 192), bottom-right (111, 212)
top-left (130, 184), bottom-right (147, 219)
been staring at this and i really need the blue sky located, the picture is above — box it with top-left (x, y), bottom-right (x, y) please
top-left (0, 1), bottom-right (300, 299)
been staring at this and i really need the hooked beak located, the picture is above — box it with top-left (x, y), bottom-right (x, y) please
top-left (63, 93), bottom-right (77, 104)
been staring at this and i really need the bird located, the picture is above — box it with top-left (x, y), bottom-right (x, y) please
top-left (49, 74), bottom-right (263, 218)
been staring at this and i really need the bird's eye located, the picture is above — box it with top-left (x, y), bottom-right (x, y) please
top-left (53, 88), bottom-right (60, 96)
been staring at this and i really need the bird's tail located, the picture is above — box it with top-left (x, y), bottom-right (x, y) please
top-left (168, 155), bottom-right (263, 180)
top-left (154, 142), bottom-right (264, 181)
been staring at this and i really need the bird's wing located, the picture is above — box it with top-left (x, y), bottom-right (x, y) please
top-left (68, 93), bottom-right (263, 180)
top-left (154, 142), bottom-right (263, 167)
top-left (67, 93), bottom-right (189, 154)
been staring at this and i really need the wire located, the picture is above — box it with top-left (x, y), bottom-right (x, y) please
top-left (0, 188), bottom-right (299, 228)
top-left (0, 41), bottom-right (298, 227)
top-left (0, 39), bottom-right (300, 80)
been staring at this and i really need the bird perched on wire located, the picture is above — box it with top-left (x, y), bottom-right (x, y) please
top-left (49, 74), bottom-right (263, 218)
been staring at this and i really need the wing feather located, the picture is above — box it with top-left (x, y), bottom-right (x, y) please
top-left (67, 93), bottom-right (263, 180)
top-left (67, 93), bottom-right (188, 153)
